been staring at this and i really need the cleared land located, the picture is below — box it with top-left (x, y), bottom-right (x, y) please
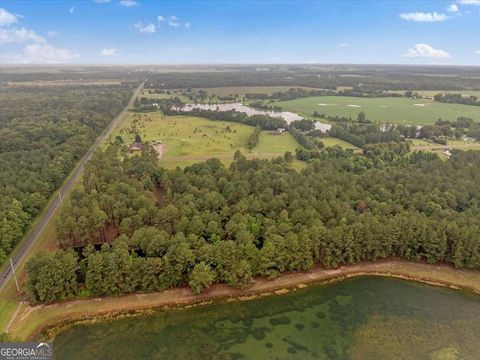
top-left (274, 96), bottom-right (480, 125)
top-left (321, 137), bottom-right (360, 150)
top-left (6, 260), bottom-right (480, 341)
top-left (114, 113), bottom-right (301, 168)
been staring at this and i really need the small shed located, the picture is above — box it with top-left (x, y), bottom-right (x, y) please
top-left (129, 142), bottom-right (142, 152)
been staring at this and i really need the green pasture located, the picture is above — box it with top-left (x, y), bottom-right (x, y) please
top-left (274, 96), bottom-right (480, 125)
top-left (114, 113), bottom-right (304, 169)
top-left (321, 137), bottom-right (360, 149)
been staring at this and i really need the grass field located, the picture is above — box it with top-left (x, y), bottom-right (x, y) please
top-left (139, 90), bottom-right (189, 102)
top-left (274, 96), bottom-right (480, 125)
top-left (114, 113), bottom-right (303, 168)
top-left (321, 137), bottom-right (360, 150)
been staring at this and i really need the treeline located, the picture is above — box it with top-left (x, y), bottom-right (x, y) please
top-left (0, 85), bottom-right (133, 265)
top-left (289, 127), bottom-right (317, 150)
top-left (26, 145), bottom-right (480, 303)
top-left (247, 127), bottom-right (261, 149)
top-left (434, 93), bottom-right (480, 106)
top-left (143, 65), bottom-right (480, 91)
top-left (245, 88), bottom-right (334, 101)
top-left (329, 123), bottom-right (403, 148)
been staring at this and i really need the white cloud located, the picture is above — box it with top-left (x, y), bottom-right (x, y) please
top-left (157, 15), bottom-right (165, 22)
top-left (168, 16), bottom-right (180, 27)
top-left (0, 8), bottom-right (19, 26)
top-left (458, 0), bottom-right (480, 4)
top-left (475, 50), bottom-right (480, 54)
top-left (17, 43), bottom-right (79, 63)
top-left (404, 43), bottom-right (451, 59)
top-left (119, 0), bottom-right (138, 7)
top-left (447, 3), bottom-right (459, 12)
top-left (100, 48), bottom-right (118, 56)
top-left (47, 30), bottom-right (57, 37)
top-left (0, 27), bottom-right (45, 44)
top-left (94, 0), bottom-right (111, 3)
top-left (69, 7), bottom-right (75, 14)
top-left (338, 43), bottom-right (348, 47)
top-left (400, 11), bottom-right (448, 22)
top-left (134, 21), bottom-right (155, 33)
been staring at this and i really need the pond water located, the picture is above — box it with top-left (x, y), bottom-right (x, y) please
top-left (182, 103), bottom-right (303, 124)
top-left (53, 277), bottom-right (480, 359)
top-left (182, 103), bottom-right (332, 133)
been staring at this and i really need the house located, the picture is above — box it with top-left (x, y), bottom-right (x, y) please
top-left (461, 135), bottom-right (476, 142)
top-left (271, 130), bottom-right (282, 135)
top-left (277, 128), bottom-right (286, 133)
top-left (129, 142), bottom-right (142, 152)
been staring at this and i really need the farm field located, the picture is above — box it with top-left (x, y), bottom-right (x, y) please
top-left (409, 138), bottom-right (480, 150)
top-left (274, 96), bottom-right (480, 125)
top-left (139, 90), bottom-right (189, 102)
top-left (114, 113), bottom-right (302, 168)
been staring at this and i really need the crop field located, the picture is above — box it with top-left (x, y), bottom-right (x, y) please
top-left (274, 96), bottom-right (480, 125)
top-left (114, 113), bottom-right (302, 168)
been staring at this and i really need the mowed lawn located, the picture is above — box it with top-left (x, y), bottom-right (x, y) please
top-left (115, 113), bottom-right (303, 168)
top-left (275, 96), bottom-right (480, 125)
top-left (321, 137), bottom-right (360, 150)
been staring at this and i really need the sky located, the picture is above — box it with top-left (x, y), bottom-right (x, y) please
top-left (0, 0), bottom-right (479, 65)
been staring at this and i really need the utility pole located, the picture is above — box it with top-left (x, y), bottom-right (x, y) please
top-left (10, 258), bottom-right (19, 292)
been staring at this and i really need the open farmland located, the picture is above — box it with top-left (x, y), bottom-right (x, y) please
top-left (275, 96), bottom-right (480, 125)
top-left (114, 113), bottom-right (302, 168)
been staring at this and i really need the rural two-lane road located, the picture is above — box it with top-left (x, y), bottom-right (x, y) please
top-left (0, 80), bottom-right (146, 292)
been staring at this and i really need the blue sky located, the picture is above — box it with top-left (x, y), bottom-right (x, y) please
top-left (1, 0), bottom-right (479, 64)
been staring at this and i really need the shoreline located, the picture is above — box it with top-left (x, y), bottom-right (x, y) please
top-left (6, 259), bottom-right (480, 341)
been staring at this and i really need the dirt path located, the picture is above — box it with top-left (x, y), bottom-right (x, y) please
top-left (153, 144), bottom-right (165, 159)
top-left (6, 259), bottom-right (480, 341)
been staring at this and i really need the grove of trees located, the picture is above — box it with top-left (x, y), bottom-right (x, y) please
top-left (0, 85), bottom-right (133, 265)
top-left (26, 142), bottom-right (480, 303)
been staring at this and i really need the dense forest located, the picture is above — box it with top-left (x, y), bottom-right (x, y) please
top-left (26, 143), bottom-right (480, 303)
top-left (0, 85), bottom-right (133, 265)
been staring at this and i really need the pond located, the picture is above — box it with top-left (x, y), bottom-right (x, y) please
top-left (53, 277), bottom-right (480, 359)
top-left (182, 103), bottom-right (303, 124)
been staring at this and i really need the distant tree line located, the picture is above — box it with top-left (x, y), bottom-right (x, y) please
top-left (247, 127), bottom-right (261, 149)
top-left (434, 93), bottom-right (480, 106)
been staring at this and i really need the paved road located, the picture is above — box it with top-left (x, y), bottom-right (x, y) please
top-left (0, 80), bottom-right (145, 292)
